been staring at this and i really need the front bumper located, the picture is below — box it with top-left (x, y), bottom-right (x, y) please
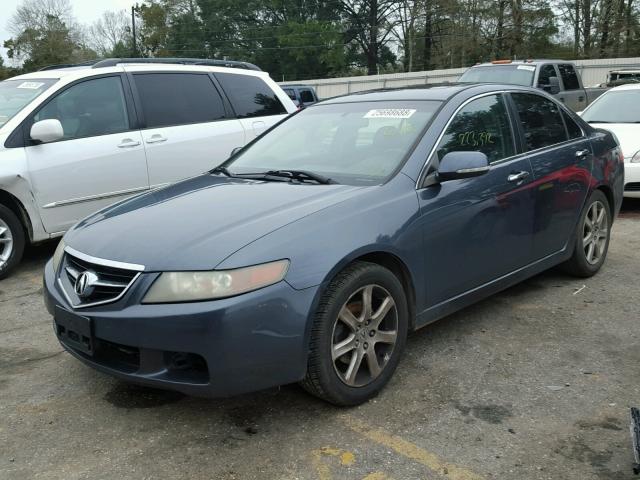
top-left (44, 259), bottom-right (319, 397)
top-left (624, 161), bottom-right (640, 198)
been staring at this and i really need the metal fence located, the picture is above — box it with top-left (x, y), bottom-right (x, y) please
top-left (281, 57), bottom-right (640, 99)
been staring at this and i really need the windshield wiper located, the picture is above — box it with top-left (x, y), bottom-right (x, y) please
top-left (211, 165), bottom-right (232, 176)
top-left (263, 170), bottom-right (335, 184)
top-left (231, 169), bottom-right (336, 184)
top-left (586, 120), bottom-right (612, 123)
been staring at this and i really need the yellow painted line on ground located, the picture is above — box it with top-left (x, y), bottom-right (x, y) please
top-left (362, 472), bottom-right (392, 480)
top-left (311, 446), bottom-right (356, 480)
top-left (343, 415), bottom-right (486, 480)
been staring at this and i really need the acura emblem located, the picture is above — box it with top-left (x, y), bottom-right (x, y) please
top-left (75, 270), bottom-right (99, 298)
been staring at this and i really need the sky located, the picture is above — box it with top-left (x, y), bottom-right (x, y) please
top-left (1, 0), bottom-right (137, 63)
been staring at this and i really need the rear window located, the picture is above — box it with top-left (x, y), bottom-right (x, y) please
top-left (512, 93), bottom-right (568, 150)
top-left (300, 89), bottom-right (315, 103)
top-left (133, 73), bottom-right (226, 128)
top-left (558, 64), bottom-right (580, 90)
top-left (216, 72), bottom-right (287, 118)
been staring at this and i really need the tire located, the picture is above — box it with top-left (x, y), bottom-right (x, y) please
top-left (561, 190), bottom-right (611, 278)
top-left (0, 204), bottom-right (26, 280)
top-left (301, 261), bottom-right (408, 406)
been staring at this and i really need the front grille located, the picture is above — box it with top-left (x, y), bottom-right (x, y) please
top-left (59, 251), bottom-right (141, 308)
top-left (625, 182), bottom-right (640, 192)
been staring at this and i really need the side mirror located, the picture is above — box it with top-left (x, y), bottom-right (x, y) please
top-left (437, 151), bottom-right (490, 182)
top-left (230, 146), bottom-right (243, 157)
top-left (540, 76), bottom-right (561, 95)
top-left (30, 119), bottom-right (63, 143)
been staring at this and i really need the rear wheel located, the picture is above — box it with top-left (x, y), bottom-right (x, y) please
top-left (0, 204), bottom-right (26, 280)
top-left (561, 190), bottom-right (611, 277)
top-left (301, 262), bottom-right (408, 406)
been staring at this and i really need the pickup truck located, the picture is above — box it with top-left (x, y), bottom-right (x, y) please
top-left (459, 60), bottom-right (608, 112)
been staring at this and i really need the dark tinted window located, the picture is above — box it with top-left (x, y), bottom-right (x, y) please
top-left (558, 64), bottom-right (580, 90)
top-left (538, 64), bottom-right (557, 86)
top-left (436, 94), bottom-right (515, 164)
top-left (216, 72), bottom-right (286, 118)
top-left (134, 73), bottom-right (225, 128)
top-left (563, 111), bottom-right (583, 139)
top-left (300, 88), bottom-right (315, 103)
top-left (512, 93), bottom-right (567, 150)
top-left (34, 76), bottom-right (129, 140)
top-left (283, 88), bottom-right (296, 101)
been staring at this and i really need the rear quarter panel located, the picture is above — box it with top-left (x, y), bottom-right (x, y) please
top-left (589, 127), bottom-right (624, 216)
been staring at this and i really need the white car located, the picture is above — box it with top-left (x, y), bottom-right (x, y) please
top-left (579, 83), bottom-right (640, 198)
top-left (0, 58), bottom-right (296, 278)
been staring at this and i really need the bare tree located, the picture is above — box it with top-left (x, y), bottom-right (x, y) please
top-left (89, 10), bottom-right (131, 56)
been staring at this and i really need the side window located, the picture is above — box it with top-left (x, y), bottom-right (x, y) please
top-left (133, 73), bottom-right (226, 128)
top-left (216, 72), bottom-right (287, 118)
top-left (512, 93), bottom-right (568, 150)
top-left (436, 94), bottom-right (515, 164)
top-left (283, 88), bottom-right (297, 101)
top-left (537, 64), bottom-right (557, 86)
top-left (563, 110), bottom-right (583, 139)
top-left (558, 64), bottom-right (580, 90)
top-left (34, 76), bottom-right (129, 140)
top-left (300, 88), bottom-right (315, 103)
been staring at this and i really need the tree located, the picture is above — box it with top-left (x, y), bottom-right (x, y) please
top-left (89, 10), bottom-right (132, 57)
top-left (4, 0), bottom-right (95, 70)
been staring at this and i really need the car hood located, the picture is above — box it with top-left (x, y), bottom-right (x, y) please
top-left (64, 174), bottom-right (366, 271)
top-left (589, 123), bottom-right (640, 158)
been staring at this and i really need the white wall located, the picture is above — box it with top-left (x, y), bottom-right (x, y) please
top-left (281, 57), bottom-right (640, 99)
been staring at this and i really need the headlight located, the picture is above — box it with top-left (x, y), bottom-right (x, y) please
top-left (142, 260), bottom-right (289, 303)
top-left (632, 150), bottom-right (640, 163)
top-left (52, 239), bottom-right (65, 272)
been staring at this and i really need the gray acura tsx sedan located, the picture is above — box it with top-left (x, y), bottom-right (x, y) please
top-left (44, 84), bottom-right (624, 405)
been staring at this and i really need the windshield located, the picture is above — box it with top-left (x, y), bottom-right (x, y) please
top-left (459, 65), bottom-right (535, 86)
top-left (225, 100), bottom-right (441, 185)
top-left (0, 78), bottom-right (58, 128)
top-left (582, 90), bottom-right (640, 123)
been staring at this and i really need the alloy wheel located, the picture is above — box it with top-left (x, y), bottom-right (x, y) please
top-left (331, 284), bottom-right (398, 387)
top-left (583, 200), bottom-right (608, 265)
top-left (0, 218), bottom-right (14, 268)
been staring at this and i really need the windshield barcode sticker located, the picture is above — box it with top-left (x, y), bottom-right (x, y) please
top-left (364, 109), bottom-right (416, 119)
top-left (17, 81), bottom-right (45, 89)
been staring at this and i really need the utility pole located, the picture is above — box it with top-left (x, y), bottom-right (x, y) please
top-left (131, 5), bottom-right (137, 57)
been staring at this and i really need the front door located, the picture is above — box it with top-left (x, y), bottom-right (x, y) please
top-left (25, 75), bottom-right (149, 233)
top-left (417, 93), bottom-right (535, 307)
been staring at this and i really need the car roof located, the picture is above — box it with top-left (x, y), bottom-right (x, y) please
top-left (318, 83), bottom-right (490, 104)
top-left (6, 62), bottom-right (269, 83)
top-left (609, 82), bottom-right (640, 91)
top-left (470, 60), bottom-right (571, 67)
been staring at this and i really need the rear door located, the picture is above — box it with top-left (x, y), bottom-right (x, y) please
top-left (509, 92), bottom-right (592, 259)
top-left (130, 71), bottom-right (245, 187)
top-left (557, 64), bottom-right (587, 112)
top-left (24, 74), bottom-right (149, 233)
top-left (417, 93), bottom-right (535, 306)
top-left (215, 72), bottom-right (289, 139)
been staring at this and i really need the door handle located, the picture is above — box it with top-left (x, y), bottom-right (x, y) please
top-left (559, 97), bottom-right (565, 102)
top-left (507, 171), bottom-right (530, 183)
top-left (146, 134), bottom-right (167, 144)
top-left (578, 95), bottom-right (585, 102)
top-left (117, 139), bottom-right (141, 148)
top-left (575, 149), bottom-right (590, 158)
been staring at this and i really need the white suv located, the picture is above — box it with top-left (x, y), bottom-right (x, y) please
top-left (0, 58), bottom-right (297, 278)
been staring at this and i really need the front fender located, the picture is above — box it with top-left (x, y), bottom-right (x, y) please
top-left (216, 175), bottom-right (424, 296)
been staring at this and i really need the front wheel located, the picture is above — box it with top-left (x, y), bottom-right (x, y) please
top-left (301, 262), bottom-right (408, 406)
top-left (0, 204), bottom-right (26, 280)
top-left (561, 190), bottom-right (611, 278)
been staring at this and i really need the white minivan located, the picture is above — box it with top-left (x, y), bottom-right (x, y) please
top-left (0, 58), bottom-right (297, 278)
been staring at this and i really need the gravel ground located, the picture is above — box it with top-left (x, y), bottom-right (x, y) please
top-left (1, 199), bottom-right (639, 480)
